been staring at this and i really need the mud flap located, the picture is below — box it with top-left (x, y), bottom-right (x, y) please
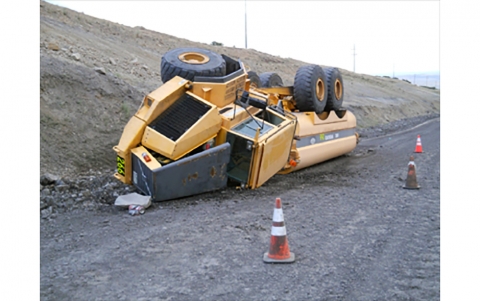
top-left (131, 143), bottom-right (231, 202)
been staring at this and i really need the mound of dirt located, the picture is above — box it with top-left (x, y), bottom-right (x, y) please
top-left (40, 1), bottom-right (439, 177)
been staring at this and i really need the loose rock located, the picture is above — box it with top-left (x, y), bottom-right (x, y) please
top-left (55, 184), bottom-right (70, 193)
top-left (48, 42), bottom-right (59, 51)
top-left (41, 173), bottom-right (60, 185)
top-left (94, 67), bottom-right (106, 75)
top-left (41, 206), bottom-right (53, 219)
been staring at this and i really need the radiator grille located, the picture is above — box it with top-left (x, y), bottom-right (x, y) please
top-left (149, 94), bottom-right (211, 141)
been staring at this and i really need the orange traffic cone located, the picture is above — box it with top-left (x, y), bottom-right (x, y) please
top-left (415, 135), bottom-right (424, 153)
top-left (263, 198), bottom-right (295, 263)
top-left (403, 156), bottom-right (420, 189)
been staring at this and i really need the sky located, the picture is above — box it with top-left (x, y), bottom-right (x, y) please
top-left (45, 0), bottom-right (440, 76)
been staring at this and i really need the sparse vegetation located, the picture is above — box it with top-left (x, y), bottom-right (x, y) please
top-left (121, 102), bottom-right (130, 116)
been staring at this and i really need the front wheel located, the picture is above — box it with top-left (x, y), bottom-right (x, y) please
top-left (160, 47), bottom-right (226, 83)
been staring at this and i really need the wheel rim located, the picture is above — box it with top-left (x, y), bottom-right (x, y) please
top-left (178, 52), bottom-right (210, 65)
top-left (315, 78), bottom-right (325, 101)
top-left (334, 79), bottom-right (343, 100)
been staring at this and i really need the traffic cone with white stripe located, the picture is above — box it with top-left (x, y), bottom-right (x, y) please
top-left (415, 135), bottom-right (424, 153)
top-left (263, 198), bottom-right (295, 263)
top-left (403, 156), bottom-right (420, 189)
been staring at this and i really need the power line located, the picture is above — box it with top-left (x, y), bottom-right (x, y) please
top-left (245, 0), bottom-right (247, 49)
top-left (352, 44), bottom-right (357, 73)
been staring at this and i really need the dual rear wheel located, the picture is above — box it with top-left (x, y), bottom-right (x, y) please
top-left (251, 66), bottom-right (344, 114)
top-left (294, 65), bottom-right (344, 114)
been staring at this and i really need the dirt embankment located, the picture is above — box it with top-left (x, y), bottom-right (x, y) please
top-left (39, 1), bottom-right (440, 176)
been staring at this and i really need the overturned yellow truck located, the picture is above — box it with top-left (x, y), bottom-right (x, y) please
top-left (113, 47), bottom-right (358, 201)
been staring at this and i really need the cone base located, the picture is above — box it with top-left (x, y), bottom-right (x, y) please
top-left (403, 185), bottom-right (420, 189)
top-left (263, 252), bottom-right (295, 263)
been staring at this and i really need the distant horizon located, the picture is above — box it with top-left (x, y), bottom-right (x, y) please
top-left (374, 72), bottom-right (440, 89)
top-left (374, 71), bottom-right (440, 76)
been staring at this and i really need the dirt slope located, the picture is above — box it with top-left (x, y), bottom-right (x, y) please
top-left (39, 1), bottom-right (440, 176)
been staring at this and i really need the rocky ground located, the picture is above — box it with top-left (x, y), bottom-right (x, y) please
top-left (40, 118), bottom-right (440, 300)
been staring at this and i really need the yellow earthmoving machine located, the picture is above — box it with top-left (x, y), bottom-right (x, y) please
top-left (113, 47), bottom-right (358, 201)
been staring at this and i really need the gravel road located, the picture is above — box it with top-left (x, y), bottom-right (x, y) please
top-left (40, 117), bottom-right (440, 301)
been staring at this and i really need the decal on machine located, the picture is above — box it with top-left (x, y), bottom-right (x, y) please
top-left (296, 128), bottom-right (357, 148)
top-left (117, 156), bottom-right (125, 176)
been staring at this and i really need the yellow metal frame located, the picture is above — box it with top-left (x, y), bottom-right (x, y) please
top-left (223, 109), bottom-right (297, 189)
top-left (142, 91), bottom-right (222, 160)
top-left (278, 110), bottom-right (357, 174)
top-left (131, 146), bottom-right (162, 170)
top-left (191, 71), bottom-right (247, 108)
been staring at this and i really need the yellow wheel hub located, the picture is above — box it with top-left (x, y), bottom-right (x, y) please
top-left (315, 79), bottom-right (325, 101)
top-left (334, 79), bottom-right (343, 100)
top-left (178, 52), bottom-right (210, 65)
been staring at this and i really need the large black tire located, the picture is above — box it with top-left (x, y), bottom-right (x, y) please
top-left (293, 65), bottom-right (328, 113)
top-left (259, 72), bottom-right (283, 87)
top-left (247, 71), bottom-right (261, 88)
top-left (323, 67), bottom-right (344, 111)
top-left (160, 47), bottom-right (226, 83)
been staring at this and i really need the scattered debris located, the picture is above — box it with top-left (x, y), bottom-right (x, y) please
top-left (128, 205), bottom-right (145, 216)
top-left (115, 192), bottom-right (151, 215)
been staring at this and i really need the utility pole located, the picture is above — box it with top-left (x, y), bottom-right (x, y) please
top-left (245, 0), bottom-right (247, 49)
top-left (414, 74), bottom-right (416, 84)
top-left (352, 44), bottom-right (357, 73)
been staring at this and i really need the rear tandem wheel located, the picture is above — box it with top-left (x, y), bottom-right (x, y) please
top-left (293, 64), bottom-right (328, 113)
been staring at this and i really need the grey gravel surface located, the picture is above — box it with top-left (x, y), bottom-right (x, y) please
top-left (40, 115), bottom-right (440, 300)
